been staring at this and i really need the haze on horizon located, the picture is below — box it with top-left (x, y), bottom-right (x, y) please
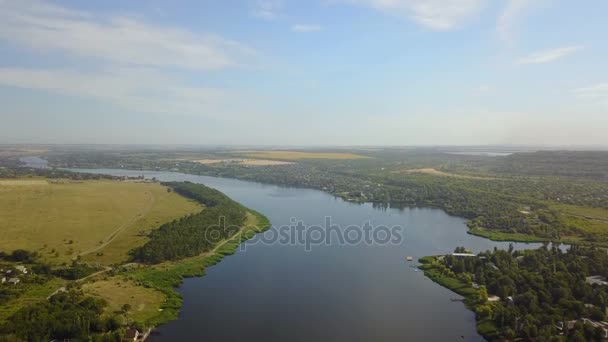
top-left (0, 0), bottom-right (607, 146)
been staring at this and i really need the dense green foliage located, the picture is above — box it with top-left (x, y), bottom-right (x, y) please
top-left (423, 245), bottom-right (608, 340)
top-left (131, 182), bottom-right (247, 263)
top-left (0, 291), bottom-right (122, 341)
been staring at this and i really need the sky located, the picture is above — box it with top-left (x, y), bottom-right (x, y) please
top-left (0, 0), bottom-right (607, 146)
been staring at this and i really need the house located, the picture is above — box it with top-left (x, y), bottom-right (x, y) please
top-left (7, 278), bottom-right (20, 285)
top-left (556, 320), bottom-right (578, 332)
top-left (586, 275), bottom-right (608, 286)
top-left (557, 319), bottom-right (608, 338)
top-left (487, 295), bottom-right (501, 302)
top-left (15, 265), bottom-right (27, 274)
top-left (123, 328), bottom-right (140, 341)
top-left (582, 318), bottom-right (608, 338)
top-left (452, 253), bottom-right (476, 257)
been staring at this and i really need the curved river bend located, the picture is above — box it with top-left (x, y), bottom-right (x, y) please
top-left (71, 168), bottom-right (546, 341)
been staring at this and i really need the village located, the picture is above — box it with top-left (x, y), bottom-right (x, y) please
top-left (1, 264), bottom-right (27, 286)
top-left (419, 247), bottom-right (608, 340)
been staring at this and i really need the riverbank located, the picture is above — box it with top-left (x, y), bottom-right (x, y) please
top-left (418, 256), bottom-right (500, 340)
top-left (122, 209), bottom-right (271, 328)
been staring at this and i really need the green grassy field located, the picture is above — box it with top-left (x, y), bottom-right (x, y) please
top-left (82, 277), bottom-right (165, 324)
top-left (0, 179), bottom-right (201, 265)
top-left (550, 203), bottom-right (608, 239)
top-left (232, 150), bottom-right (369, 160)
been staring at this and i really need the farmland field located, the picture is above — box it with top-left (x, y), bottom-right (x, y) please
top-left (233, 150), bottom-right (369, 160)
top-left (0, 179), bottom-right (201, 265)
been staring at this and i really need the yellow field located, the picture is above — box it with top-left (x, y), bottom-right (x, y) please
top-left (0, 179), bottom-right (201, 265)
top-left (395, 168), bottom-right (493, 180)
top-left (192, 158), bottom-right (294, 166)
top-left (82, 277), bottom-right (165, 324)
top-left (234, 150), bottom-right (369, 160)
top-left (0, 147), bottom-right (48, 157)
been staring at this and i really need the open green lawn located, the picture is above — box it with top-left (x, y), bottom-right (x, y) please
top-left (0, 179), bottom-right (201, 265)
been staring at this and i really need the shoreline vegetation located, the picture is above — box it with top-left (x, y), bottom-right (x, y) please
top-left (0, 169), bottom-right (271, 341)
top-left (419, 246), bottom-right (608, 340)
top-left (124, 209), bottom-right (270, 328)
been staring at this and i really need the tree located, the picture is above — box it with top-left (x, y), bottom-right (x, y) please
top-left (477, 286), bottom-right (488, 303)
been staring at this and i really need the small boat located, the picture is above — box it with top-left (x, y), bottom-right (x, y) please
top-left (406, 256), bottom-right (414, 261)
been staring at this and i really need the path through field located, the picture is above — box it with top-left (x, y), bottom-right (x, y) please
top-left (76, 191), bottom-right (156, 259)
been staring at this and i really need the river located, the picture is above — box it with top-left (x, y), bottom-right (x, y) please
top-left (55, 167), bottom-right (551, 342)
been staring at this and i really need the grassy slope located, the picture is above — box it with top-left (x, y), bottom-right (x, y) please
top-left (0, 179), bottom-right (201, 265)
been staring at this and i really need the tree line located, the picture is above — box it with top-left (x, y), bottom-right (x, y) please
top-left (131, 182), bottom-right (248, 263)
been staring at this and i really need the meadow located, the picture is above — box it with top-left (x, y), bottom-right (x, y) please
top-left (82, 277), bottom-right (165, 324)
top-left (0, 179), bottom-right (201, 265)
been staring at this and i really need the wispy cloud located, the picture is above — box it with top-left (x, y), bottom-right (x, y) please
top-left (250, 0), bottom-right (283, 20)
top-left (497, 0), bottom-right (543, 43)
top-left (0, 67), bottom-right (227, 116)
top-left (516, 46), bottom-right (582, 65)
top-left (0, 0), bottom-right (254, 70)
top-left (574, 83), bottom-right (608, 99)
top-left (292, 24), bottom-right (322, 32)
top-left (0, 0), bottom-right (258, 117)
top-left (332, 0), bottom-right (487, 31)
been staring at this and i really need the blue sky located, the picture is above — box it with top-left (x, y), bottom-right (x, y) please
top-left (0, 0), bottom-right (607, 146)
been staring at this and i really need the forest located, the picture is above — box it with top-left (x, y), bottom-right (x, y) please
top-left (0, 290), bottom-right (123, 341)
top-left (131, 182), bottom-right (248, 263)
top-left (421, 245), bottom-right (608, 340)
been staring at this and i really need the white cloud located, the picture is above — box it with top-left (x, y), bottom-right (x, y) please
top-left (516, 46), bottom-right (582, 65)
top-left (0, 67), bottom-right (227, 116)
top-left (333, 0), bottom-right (486, 30)
top-left (0, 0), bottom-right (254, 70)
top-left (574, 83), bottom-right (608, 99)
top-left (497, 0), bottom-right (542, 43)
top-left (292, 24), bottom-right (323, 32)
top-left (250, 0), bottom-right (283, 20)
